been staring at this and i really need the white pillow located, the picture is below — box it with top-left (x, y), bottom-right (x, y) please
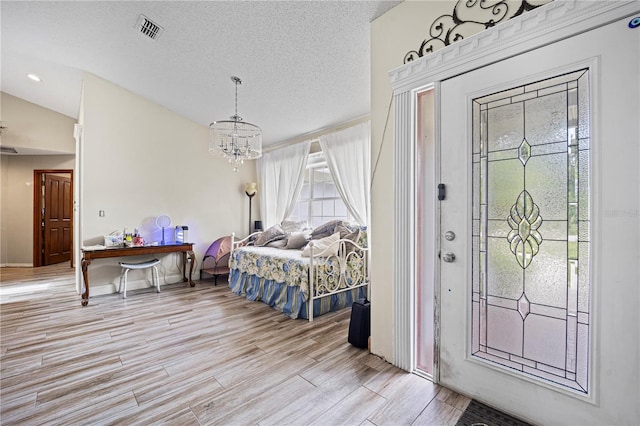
top-left (301, 232), bottom-right (340, 258)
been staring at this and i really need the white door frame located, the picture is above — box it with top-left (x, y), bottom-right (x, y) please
top-left (73, 123), bottom-right (83, 295)
top-left (389, 0), bottom-right (639, 380)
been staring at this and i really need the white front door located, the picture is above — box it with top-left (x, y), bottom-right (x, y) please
top-left (439, 16), bottom-right (639, 424)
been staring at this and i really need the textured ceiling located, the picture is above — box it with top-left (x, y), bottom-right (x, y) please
top-left (1, 1), bottom-right (402, 146)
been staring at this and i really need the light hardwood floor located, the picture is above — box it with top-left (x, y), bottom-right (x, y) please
top-left (0, 263), bottom-right (470, 425)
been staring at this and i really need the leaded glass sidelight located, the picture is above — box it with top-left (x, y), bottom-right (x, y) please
top-left (471, 69), bottom-right (590, 393)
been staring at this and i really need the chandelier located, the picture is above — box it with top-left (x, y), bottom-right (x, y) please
top-left (209, 76), bottom-right (262, 171)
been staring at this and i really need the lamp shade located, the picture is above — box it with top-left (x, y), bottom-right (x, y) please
top-left (244, 182), bottom-right (257, 196)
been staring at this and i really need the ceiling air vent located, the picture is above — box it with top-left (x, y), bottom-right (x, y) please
top-left (135, 14), bottom-right (163, 40)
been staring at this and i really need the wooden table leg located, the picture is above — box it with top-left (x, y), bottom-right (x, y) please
top-left (181, 252), bottom-right (187, 282)
top-left (181, 251), bottom-right (195, 287)
top-left (81, 257), bottom-right (91, 306)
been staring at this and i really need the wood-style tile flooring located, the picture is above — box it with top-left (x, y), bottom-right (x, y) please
top-left (1, 263), bottom-right (470, 425)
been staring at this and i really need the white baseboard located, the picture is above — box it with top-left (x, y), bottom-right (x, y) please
top-left (0, 263), bottom-right (34, 268)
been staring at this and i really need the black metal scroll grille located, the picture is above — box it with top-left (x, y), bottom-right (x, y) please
top-left (404, 0), bottom-right (551, 64)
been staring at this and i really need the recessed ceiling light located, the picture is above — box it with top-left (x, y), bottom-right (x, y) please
top-left (27, 74), bottom-right (41, 82)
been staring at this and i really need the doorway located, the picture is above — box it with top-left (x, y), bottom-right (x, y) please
top-left (33, 169), bottom-right (73, 267)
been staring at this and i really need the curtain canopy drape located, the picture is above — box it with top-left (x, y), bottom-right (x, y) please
top-left (257, 140), bottom-right (311, 228)
top-left (319, 121), bottom-right (370, 225)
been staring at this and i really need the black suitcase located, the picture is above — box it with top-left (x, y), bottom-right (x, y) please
top-left (348, 298), bottom-right (370, 349)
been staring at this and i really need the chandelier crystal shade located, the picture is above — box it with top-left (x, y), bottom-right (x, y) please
top-left (209, 76), bottom-right (262, 171)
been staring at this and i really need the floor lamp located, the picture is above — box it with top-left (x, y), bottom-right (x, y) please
top-left (244, 182), bottom-right (257, 235)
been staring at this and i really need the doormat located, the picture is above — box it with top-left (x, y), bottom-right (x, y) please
top-left (456, 399), bottom-right (532, 426)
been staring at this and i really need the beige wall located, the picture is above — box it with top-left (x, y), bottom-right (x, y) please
top-left (370, 0), bottom-right (456, 362)
top-left (0, 92), bottom-right (76, 266)
top-left (1, 92), bottom-right (75, 154)
top-left (79, 73), bottom-right (257, 293)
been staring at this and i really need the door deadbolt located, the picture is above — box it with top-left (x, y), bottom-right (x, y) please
top-left (442, 252), bottom-right (456, 263)
top-left (444, 231), bottom-right (456, 241)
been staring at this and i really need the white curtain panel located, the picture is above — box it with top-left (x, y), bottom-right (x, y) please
top-left (257, 140), bottom-right (311, 228)
top-left (319, 121), bottom-right (370, 226)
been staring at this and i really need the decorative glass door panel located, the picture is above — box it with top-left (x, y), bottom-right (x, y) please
top-left (416, 88), bottom-right (436, 377)
top-left (471, 69), bottom-right (590, 393)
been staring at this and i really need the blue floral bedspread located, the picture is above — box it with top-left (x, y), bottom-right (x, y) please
top-left (229, 246), bottom-right (311, 297)
top-left (228, 246), bottom-right (366, 319)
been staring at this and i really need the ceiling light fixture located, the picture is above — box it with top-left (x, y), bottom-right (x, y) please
top-left (27, 73), bottom-right (41, 82)
top-left (209, 76), bottom-right (262, 172)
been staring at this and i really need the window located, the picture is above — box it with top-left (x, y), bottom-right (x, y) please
top-left (287, 151), bottom-right (350, 227)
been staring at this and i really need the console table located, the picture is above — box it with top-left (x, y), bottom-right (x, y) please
top-left (81, 243), bottom-right (195, 306)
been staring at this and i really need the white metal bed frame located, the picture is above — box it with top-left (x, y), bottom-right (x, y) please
top-left (230, 232), bottom-right (369, 321)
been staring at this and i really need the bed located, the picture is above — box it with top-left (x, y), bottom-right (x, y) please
top-left (228, 221), bottom-right (369, 321)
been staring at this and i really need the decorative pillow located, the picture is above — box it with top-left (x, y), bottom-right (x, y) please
top-left (302, 232), bottom-right (340, 257)
top-left (266, 238), bottom-right (288, 249)
top-left (286, 232), bottom-right (310, 250)
top-left (310, 219), bottom-right (343, 240)
top-left (335, 223), bottom-right (355, 238)
top-left (333, 223), bottom-right (364, 253)
top-left (244, 232), bottom-right (260, 246)
top-left (281, 219), bottom-right (309, 233)
top-left (254, 224), bottom-right (287, 246)
top-left (343, 228), bottom-right (362, 254)
top-left (341, 222), bottom-right (360, 233)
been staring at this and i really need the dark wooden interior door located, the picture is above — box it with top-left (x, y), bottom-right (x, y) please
top-left (43, 173), bottom-right (72, 265)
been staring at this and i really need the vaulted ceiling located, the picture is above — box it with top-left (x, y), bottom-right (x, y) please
top-left (1, 1), bottom-right (402, 146)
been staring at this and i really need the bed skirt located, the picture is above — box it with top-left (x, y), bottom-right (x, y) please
top-left (229, 269), bottom-right (366, 320)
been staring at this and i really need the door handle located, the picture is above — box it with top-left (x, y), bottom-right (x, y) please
top-left (442, 252), bottom-right (456, 263)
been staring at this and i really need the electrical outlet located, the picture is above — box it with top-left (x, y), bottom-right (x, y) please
top-left (99, 210), bottom-right (105, 217)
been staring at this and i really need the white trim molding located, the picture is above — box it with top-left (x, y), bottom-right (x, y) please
top-left (390, 1), bottom-right (639, 92)
top-left (392, 89), bottom-right (415, 371)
